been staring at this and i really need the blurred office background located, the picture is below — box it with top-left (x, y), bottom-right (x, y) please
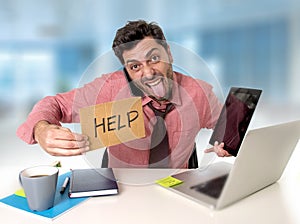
top-left (0, 0), bottom-right (299, 159)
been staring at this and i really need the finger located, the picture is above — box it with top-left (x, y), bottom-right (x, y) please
top-left (217, 150), bottom-right (226, 157)
top-left (204, 147), bottom-right (215, 153)
top-left (224, 151), bottom-right (232, 157)
top-left (217, 148), bottom-right (231, 157)
top-left (58, 126), bottom-right (72, 132)
top-left (48, 138), bottom-right (90, 149)
top-left (57, 127), bottom-right (88, 141)
top-left (51, 129), bottom-right (88, 142)
top-left (214, 141), bottom-right (225, 156)
top-left (46, 146), bottom-right (90, 156)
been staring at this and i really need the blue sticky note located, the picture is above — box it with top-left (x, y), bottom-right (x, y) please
top-left (0, 172), bottom-right (88, 219)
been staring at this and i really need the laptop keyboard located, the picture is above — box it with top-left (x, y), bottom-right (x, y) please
top-left (190, 174), bottom-right (228, 199)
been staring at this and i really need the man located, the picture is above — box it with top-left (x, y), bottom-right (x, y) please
top-left (17, 20), bottom-right (230, 168)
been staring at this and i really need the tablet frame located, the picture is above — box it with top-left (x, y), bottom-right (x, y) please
top-left (209, 87), bottom-right (262, 156)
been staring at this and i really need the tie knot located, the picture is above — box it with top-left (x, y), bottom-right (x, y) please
top-left (148, 102), bottom-right (174, 118)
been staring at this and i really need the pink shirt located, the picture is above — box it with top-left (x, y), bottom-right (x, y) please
top-left (17, 70), bottom-right (222, 168)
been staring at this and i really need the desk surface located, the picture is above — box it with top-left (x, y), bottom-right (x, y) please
top-left (1, 141), bottom-right (300, 224)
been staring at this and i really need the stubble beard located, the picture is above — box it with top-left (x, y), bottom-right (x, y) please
top-left (135, 65), bottom-right (174, 102)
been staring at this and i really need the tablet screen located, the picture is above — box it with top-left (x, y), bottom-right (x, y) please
top-left (209, 87), bottom-right (262, 156)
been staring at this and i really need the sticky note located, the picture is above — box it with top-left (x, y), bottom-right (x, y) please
top-left (156, 176), bottom-right (183, 188)
top-left (15, 189), bottom-right (26, 197)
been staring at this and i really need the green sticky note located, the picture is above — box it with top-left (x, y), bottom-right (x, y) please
top-left (15, 189), bottom-right (26, 197)
top-left (156, 176), bottom-right (183, 188)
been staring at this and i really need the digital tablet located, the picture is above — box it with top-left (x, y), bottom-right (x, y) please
top-left (209, 87), bottom-right (262, 156)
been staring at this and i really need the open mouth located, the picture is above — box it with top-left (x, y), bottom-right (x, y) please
top-left (144, 77), bottom-right (166, 98)
top-left (145, 78), bottom-right (162, 87)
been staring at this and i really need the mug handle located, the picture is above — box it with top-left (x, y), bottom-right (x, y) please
top-left (19, 171), bottom-right (23, 187)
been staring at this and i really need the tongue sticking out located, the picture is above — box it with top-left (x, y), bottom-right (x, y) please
top-left (150, 80), bottom-right (166, 98)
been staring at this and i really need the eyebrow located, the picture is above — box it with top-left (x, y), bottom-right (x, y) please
top-left (125, 48), bottom-right (160, 64)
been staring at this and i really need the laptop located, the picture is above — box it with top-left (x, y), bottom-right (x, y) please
top-left (167, 120), bottom-right (300, 209)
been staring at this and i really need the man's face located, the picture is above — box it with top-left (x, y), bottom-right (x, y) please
top-left (122, 37), bottom-right (174, 101)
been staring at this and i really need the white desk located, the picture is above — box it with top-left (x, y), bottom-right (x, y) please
top-left (1, 141), bottom-right (300, 224)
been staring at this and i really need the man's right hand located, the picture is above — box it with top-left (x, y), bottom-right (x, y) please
top-left (33, 121), bottom-right (90, 156)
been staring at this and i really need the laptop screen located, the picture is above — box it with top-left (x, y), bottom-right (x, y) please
top-left (209, 87), bottom-right (262, 156)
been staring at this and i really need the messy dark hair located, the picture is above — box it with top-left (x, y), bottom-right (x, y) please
top-left (112, 20), bottom-right (168, 64)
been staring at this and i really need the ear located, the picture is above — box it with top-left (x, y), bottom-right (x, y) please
top-left (167, 45), bottom-right (173, 63)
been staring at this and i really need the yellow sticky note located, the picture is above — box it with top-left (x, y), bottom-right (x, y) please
top-left (156, 176), bottom-right (183, 188)
top-left (15, 189), bottom-right (26, 197)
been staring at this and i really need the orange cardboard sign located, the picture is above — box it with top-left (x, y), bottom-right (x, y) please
top-left (79, 97), bottom-right (145, 150)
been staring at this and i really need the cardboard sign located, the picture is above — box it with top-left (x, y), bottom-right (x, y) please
top-left (79, 97), bottom-right (145, 150)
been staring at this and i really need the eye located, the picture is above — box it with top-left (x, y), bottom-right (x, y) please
top-left (129, 64), bottom-right (141, 71)
top-left (150, 55), bottom-right (160, 63)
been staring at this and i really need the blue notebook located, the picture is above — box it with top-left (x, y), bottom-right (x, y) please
top-left (0, 172), bottom-right (89, 219)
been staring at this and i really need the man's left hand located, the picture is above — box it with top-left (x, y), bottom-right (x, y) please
top-left (204, 141), bottom-right (231, 157)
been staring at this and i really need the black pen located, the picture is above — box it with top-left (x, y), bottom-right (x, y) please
top-left (60, 177), bottom-right (70, 194)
